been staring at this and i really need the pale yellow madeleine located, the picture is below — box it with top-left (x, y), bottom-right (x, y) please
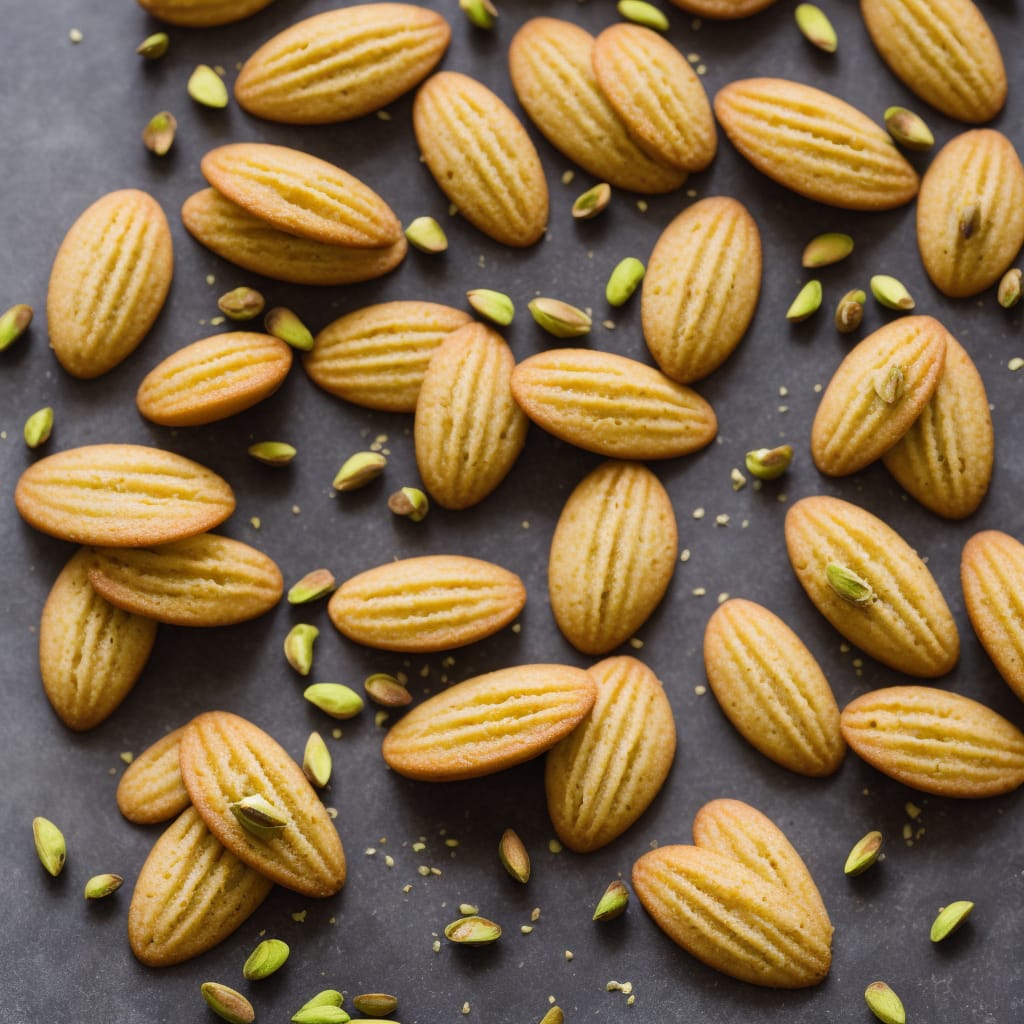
top-left (137, 0), bottom-right (275, 28)
top-left (117, 727), bottom-right (190, 825)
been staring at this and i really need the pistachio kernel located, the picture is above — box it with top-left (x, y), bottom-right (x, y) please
top-left (572, 182), bottom-right (612, 219)
top-left (794, 3), bottom-right (837, 52)
top-left (843, 830), bottom-right (882, 876)
top-left (243, 938), bottom-right (291, 980)
top-left (466, 288), bottom-right (515, 326)
top-left (593, 879), bottom-right (630, 921)
top-left (302, 731), bottom-right (333, 788)
top-left (288, 568), bottom-right (336, 604)
top-left (835, 288), bottom-right (866, 333)
top-left (930, 900), bottom-right (974, 942)
top-left (23, 407), bottom-right (54, 449)
top-left (498, 828), bottom-right (531, 883)
top-left (959, 203), bottom-right (981, 240)
top-left (218, 286), bottom-right (266, 321)
top-left (404, 216), bottom-right (448, 254)
top-left (294, 990), bottom-right (345, 1014)
top-left (870, 274), bottom-right (915, 311)
top-left (265, 306), bottom-right (315, 351)
top-left (528, 297), bottom-right (592, 338)
top-left (142, 111), bottom-right (177, 156)
top-left (364, 673), bottom-right (413, 708)
top-left (825, 562), bottom-right (875, 606)
top-left (230, 795), bottom-right (289, 837)
top-left (539, 1009), bottom-right (565, 1024)
top-left (0, 303), bottom-right (33, 352)
top-left (352, 993), bottom-right (399, 1017)
top-left (388, 487), bottom-right (429, 522)
top-left (201, 982), bottom-right (256, 1024)
top-left (137, 32), bottom-right (170, 60)
top-left (333, 451), bottom-right (387, 491)
top-left (187, 65), bottom-right (229, 109)
top-left (84, 873), bottom-right (124, 900)
top-left (284, 624), bottom-right (319, 676)
top-left (444, 915), bottom-right (502, 945)
top-left (874, 364), bottom-right (904, 404)
top-left (802, 232), bottom-right (854, 268)
top-left (786, 280), bottom-right (822, 322)
top-left (248, 441), bottom-right (296, 466)
top-left (605, 257), bottom-right (646, 307)
top-left (745, 444), bottom-right (793, 481)
top-left (864, 981), bottom-right (906, 1024)
top-left (617, 0), bottom-right (670, 32)
top-left (304, 683), bottom-right (365, 720)
top-left (459, 0), bottom-right (498, 29)
top-left (998, 268), bottom-right (1022, 309)
top-left (884, 106), bottom-right (934, 151)
top-left (32, 816), bottom-right (66, 877)
top-left (291, 1009), bottom-right (350, 1024)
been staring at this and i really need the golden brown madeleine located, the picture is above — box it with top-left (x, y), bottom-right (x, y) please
top-left (667, 0), bottom-right (778, 16)
top-left (304, 302), bottom-right (472, 412)
top-left (861, 0), bottom-right (1006, 124)
top-left (117, 727), bottom-right (190, 825)
top-left (511, 348), bottom-right (717, 460)
top-left (632, 845), bottom-right (831, 988)
top-left (136, 0), bottom-right (275, 28)
top-left (545, 657), bottom-right (676, 852)
top-left (841, 686), bottom-right (1024, 797)
top-left (235, 4), bottom-right (451, 124)
top-left (548, 462), bottom-right (677, 655)
top-left (883, 334), bottom-right (993, 519)
top-left (182, 188), bottom-right (406, 287)
top-left (642, 197), bottom-right (761, 383)
top-left (714, 78), bottom-right (919, 210)
top-left (15, 444), bottom-right (235, 547)
top-left (179, 711), bottom-right (347, 897)
top-left (785, 495), bottom-right (959, 677)
top-left (592, 24), bottom-right (716, 172)
top-left (327, 555), bottom-right (525, 652)
top-left (128, 807), bottom-right (274, 966)
top-left (87, 534), bottom-right (283, 627)
top-left (703, 600), bottom-right (845, 776)
top-left (414, 323), bottom-right (528, 509)
top-left (382, 664), bottom-right (597, 781)
top-left (414, 72), bottom-right (549, 247)
top-left (692, 799), bottom-right (831, 937)
top-left (508, 18), bottom-right (686, 194)
top-left (47, 189), bottom-right (172, 379)
top-left (811, 316), bottom-right (949, 476)
top-left (962, 531), bottom-right (1024, 702)
top-left (39, 549), bottom-right (157, 732)
top-left (201, 143), bottom-right (401, 248)
top-left (136, 332), bottom-right (293, 427)
top-left (916, 130), bottom-right (1024, 298)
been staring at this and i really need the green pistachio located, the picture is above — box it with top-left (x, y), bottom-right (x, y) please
top-left (998, 268), bottom-right (1022, 309)
top-left (884, 106), bottom-right (934, 151)
top-left (864, 981), bottom-right (905, 1024)
top-left (137, 32), bottom-right (170, 60)
top-left (388, 487), bottom-right (429, 522)
top-left (835, 288), bottom-right (866, 333)
top-left (539, 1010), bottom-right (564, 1024)
top-left (930, 900), bottom-right (974, 942)
top-left (744, 444), bottom-right (793, 481)
top-left (352, 994), bottom-right (398, 1017)
top-left (230, 794), bottom-right (289, 837)
top-left (572, 182), bottom-right (612, 220)
top-left (466, 289), bottom-right (515, 326)
top-left (874, 364), bottom-right (904, 404)
top-left (265, 306), bottom-right (315, 351)
top-left (870, 274), bottom-right (915, 311)
top-left (404, 216), bottom-right (448, 254)
top-left (459, 0), bottom-right (498, 29)
top-left (32, 817), bottom-right (66, 877)
top-left (23, 407), bottom-right (53, 449)
top-left (142, 112), bottom-right (176, 156)
top-left (528, 297), bottom-right (592, 338)
top-left (219, 287), bottom-right (266, 321)
top-left (294, 990), bottom-right (345, 1016)
top-left (187, 65), bottom-right (229, 109)
top-left (794, 3), bottom-right (837, 52)
top-left (364, 673), bottom-right (412, 708)
top-left (243, 938), bottom-right (290, 980)
top-left (333, 451), bottom-right (387, 491)
top-left (593, 879), bottom-right (630, 921)
top-left (284, 624), bottom-right (319, 676)
top-left (0, 303), bottom-right (33, 352)
top-left (84, 873), bottom-right (123, 899)
top-left (843, 830), bottom-right (882, 876)
top-left (288, 569), bottom-right (337, 604)
top-left (444, 915), bottom-right (502, 945)
top-left (498, 828), bottom-right (531, 883)
top-left (617, 0), bottom-right (669, 32)
top-left (304, 683), bottom-right (364, 720)
top-left (201, 982), bottom-right (255, 1024)
top-left (786, 280), bottom-right (823, 322)
top-left (302, 732), bottom-right (332, 788)
top-left (291, 1010), bottom-right (350, 1024)
top-left (802, 233), bottom-right (854, 268)
top-left (825, 562), bottom-right (875, 606)
top-left (605, 257), bottom-right (646, 307)
top-left (248, 441), bottom-right (296, 466)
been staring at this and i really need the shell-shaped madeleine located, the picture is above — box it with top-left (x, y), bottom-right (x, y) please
top-left (117, 727), bottom-right (190, 825)
top-left (88, 534), bottom-right (283, 627)
top-left (136, 0), bottom-right (275, 28)
top-left (841, 686), bottom-right (1024, 797)
top-left (128, 807), bottom-right (273, 967)
top-left (916, 130), bottom-right (1024, 297)
top-left (714, 78), bottom-right (918, 210)
top-left (545, 657), bottom-right (676, 852)
top-left (592, 24), bottom-right (716, 172)
top-left (15, 444), bottom-right (235, 547)
top-left (414, 323), bottom-right (528, 509)
top-left (642, 197), bottom-right (761, 383)
top-left (414, 72), bottom-right (549, 247)
top-left (236, 4), bottom-right (451, 124)
top-left (632, 845), bottom-right (831, 988)
top-left (703, 600), bottom-right (845, 776)
top-left (549, 462), bottom-right (677, 655)
top-left (508, 18), bottom-right (686, 194)
top-left (137, 333), bottom-right (292, 427)
top-left (47, 189), bottom-right (173, 379)
top-left (785, 496), bottom-right (959, 677)
top-left (667, 0), bottom-right (778, 17)
top-left (304, 302), bottom-right (472, 412)
top-left (861, 0), bottom-right (1006, 124)
top-left (962, 531), bottom-right (1024, 702)
top-left (201, 143), bottom-right (401, 248)
top-left (182, 188), bottom-right (406, 287)
top-left (811, 316), bottom-right (949, 476)
top-left (39, 549), bottom-right (157, 732)
top-left (327, 555), bottom-right (525, 652)
top-left (511, 348), bottom-right (717, 460)
top-left (382, 664), bottom-right (597, 781)
top-left (179, 711), bottom-right (347, 897)
top-left (883, 334), bottom-right (993, 519)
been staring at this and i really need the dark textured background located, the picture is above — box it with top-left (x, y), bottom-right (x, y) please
top-left (2, 1), bottom-right (1023, 1021)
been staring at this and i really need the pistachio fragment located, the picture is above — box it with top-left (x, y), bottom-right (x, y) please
top-left (539, 1009), bottom-right (565, 1024)
top-left (617, 0), bottom-right (670, 32)
top-left (593, 879), bottom-right (630, 921)
top-left (874, 364), bottom-right (904, 404)
top-left (404, 216), bottom-right (448, 254)
top-left (802, 233), bottom-right (854, 268)
top-left (825, 562), bottom-right (875, 606)
top-left (248, 441), bottom-right (296, 466)
top-left (572, 182), bottom-right (612, 219)
top-left (302, 731), bottom-right (333, 788)
top-left (498, 828), bottom-right (531, 883)
top-left (291, 1010), bottom-right (349, 1024)
top-left (294, 990), bottom-right (345, 1016)
top-left (142, 112), bottom-right (177, 156)
top-left (352, 994), bottom-right (398, 1017)
top-left (0, 303), bottom-right (33, 352)
top-left (265, 306), bottom-right (314, 351)
top-left (794, 3), bottom-right (837, 52)
top-left (884, 106), bottom-right (934, 151)
top-left (744, 444), bottom-right (793, 480)
top-left (959, 203), bottom-right (981, 240)
top-left (304, 683), bottom-right (365, 719)
top-left (23, 407), bottom-right (54, 449)
top-left (870, 274), bottom-right (915, 311)
top-left (32, 817), bottom-right (66, 877)
top-left (84, 873), bottom-right (124, 899)
top-left (998, 268), bottom-right (1022, 309)
top-left (243, 938), bottom-right (291, 980)
top-left (201, 982), bottom-right (256, 1024)
top-left (219, 287), bottom-right (266, 321)
top-left (786, 280), bottom-right (822, 322)
top-left (388, 487), bottom-right (429, 522)
top-left (459, 0), bottom-right (498, 29)
top-left (137, 32), bottom-right (170, 60)
top-left (333, 452), bottom-right (387, 491)
top-left (843, 830), bottom-right (882, 876)
top-left (528, 297), bottom-right (592, 338)
top-left (284, 624), bottom-right (319, 676)
top-left (864, 981), bottom-right (906, 1024)
top-left (930, 900), bottom-right (974, 942)
top-left (444, 915), bottom-right (502, 945)
top-left (835, 288), bottom-right (866, 333)
top-left (288, 569), bottom-right (337, 604)
top-left (466, 288), bottom-right (514, 326)
top-left (188, 65), bottom-right (229, 109)
top-left (230, 794), bottom-right (289, 837)
top-left (364, 673), bottom-right (412, 708)
top-left (605, 257), bottom-right (646, 307)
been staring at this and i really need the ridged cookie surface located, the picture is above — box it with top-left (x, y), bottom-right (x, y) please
top-left (811, 316), bottom-right (949, 476)
top-left (327, 555), bottom-right (525, 652)
top-left (714, 78), bottom-right (918, 210)
top-left (703, 600), bottom-right (845, 776)
top-left (128, 807), bottom-right (273, 966)
top-left (382, 664), bottom-right (597, 781)
top-left (508, 18), bottom-right (686, 194)
top-left (841, 686), bottom-right (1024, 797)
top-left (592, 24), bottom-right (716, 172)
top-left (179, 711), bottom-right (347, 897)
top-left (632, 845), bottom-right (831, 988)
top-left (545, 656), bottom-right (676, 852)
top-left (916, 129), bottom-right (1024, 298)
top-left (882, 333), bottom-right (993, 519)
top-left (236, 5), bottom-right (450, 124)
top-left (47, 189), bottom-right (172, 379)
top-left (962, 531), bottom-right (1024, 702)
top-left (414, 323), bottom-right (528, 509)
top-left (861, 0), bottom-right (1006, 123)
top-left (88, 534), bottom-right (283, 627)
top-left (39, 549), bottom-right (157, 731)
top-left (667, 0), bottom-right (778, 16)
top-left (414, 72), bottom-right (548, 247)
top-left (785, 496), bottom-right (959, 677)
top-left (511, 348), bottom-right (717, 460)
top-left (136, 0), bottom-right (275, 28)
top-left (201, 143), bottom-right (401, 248)
top-left (642, 197), bottom-right (761, 383)
top-left (549, 461), bottom-right (677, 654)
top-left (304, 301), bottom-right (472, 412)
top-left (15, 444), bottom-right (235, 547)
top-left (117, 727), bottom-right (190, 825)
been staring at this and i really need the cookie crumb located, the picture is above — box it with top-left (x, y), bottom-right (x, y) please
top-left (731, 468), bottom-right (747, 491)
top-left (636, 200), bottom-right (648, 213)
top-left (680, 548), bottom-right (691, 562)
top-left (119, 751), bottom-right (134, 765)
top-left (564, 950), bottom-right (574, 961)
top-left (548, 839), bottom-right (562, 854)
top-left (291, 910), bottom-right (307, 923)
top-left (692, 507), bottom-right (705, 519)
top-left (694, 685), bottom-right (707, 696)
top-left (561, 169), bottom-right (575, 185)
top-left (69, 28), bottom-right (83, 43)
top-left (628, 637), bottom-right (644, 649)
top-left (1008, 357), bottom-right (1024, 371)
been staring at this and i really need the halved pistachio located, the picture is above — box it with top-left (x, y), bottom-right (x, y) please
top-left (364, 673), bottom-right (412, 708)
top-left (802, 233), bottom-right (854, 268)
top-left (786, 280), bottom-right (822, 322)
top-left (249, 441), bottom-right (296, 466)
top-left (467, 289), bottom-right (514, 326)
top-left (744, 445), bottom-right (793, 480)
top-left (444, 915), bottom-right (502, 945)
top-left (825, 562), bottom-right (875, 606)
top-left (572, 182), bottom-right (612, 220)
top-left (498, 828), bottom-right (531, 883)
top-left (0, 303), bottom-right (33, 352)
top-left (794, 3), bottom-right (837, 52)
top-left (998, 268), bottom-right (1022, 309)
top-left (219, 286), bottom-right (266, 321)
top-left (864, 981), bottom-right (905, 1024)
top-left (388, 487), bottom-right (429, 522)
top-left (230, 795), bottom-right (289, 837)
top-left (84, 873), bottom-right (124, 899)
top-left (243, 938), bottom-right (291, 980)
top-left (137, 32), bottom-right (170, 60)
top-left (302, 732), bottom-right (332, 788)
top-left (884, 106), bottom-right (934, 151)
top-left (187, 65), bottom-right (229, 109)
top-left (617, 0), bottom-right (669, 32)
top-left (870, 274), bottom-right (915, 311)
top-left (874, 365), bottom-right (904, 404)
top-left (593, 879), bottom-right (630, 921)
top-left (288, 569), bottom-right (337, 604)
top-left (835, 288), bottom-right (866, 333)
top-left (930, 900), bottom-right (974, 942)
top-left (32, 817), bottom-right (66, 877)
top-left (529, 297), bottom-right (592, 337)
top-left (266, 307), bottom-right (314, 351)
top-left (605, 257), bottom-right (646, 307)
top-left (284, 624), bottom-right (319, 676)
top-left (23, 407), bottom-right (54, 449)
top-left (142, 112), bottom-right (176, 156)
top-left (201, 982), bottom-right (255, 1024)
top-left (459, 0), bottom-right (497, 29)
top-left (304, 683), bottom-right (364, 720)
top-left (333, 452), bottom-right (387, 491)
top-left (844, 830), bottom-right (882, 876)
top-left (405, 216), bottom-right (448, 254)
top-left (352, 993), bottom-right (398, 1017)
